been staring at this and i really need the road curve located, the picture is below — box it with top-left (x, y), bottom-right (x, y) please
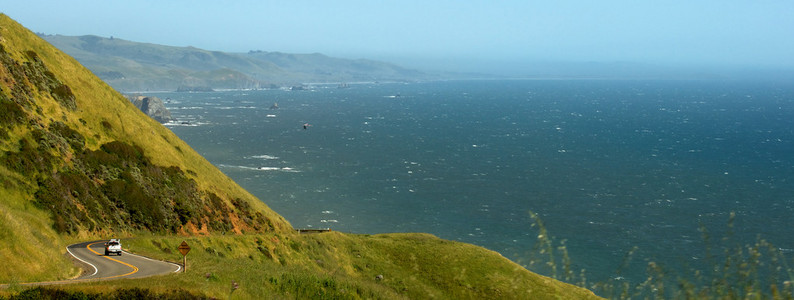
top-left (68, 240), bottom-right (181, 280)
top-left (3, 240), bottom-right (181, 287)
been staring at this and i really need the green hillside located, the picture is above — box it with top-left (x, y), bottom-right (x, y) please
top-left (0, 12), bottom-right (290, 281)
top-left (42, 34), bottom-right (435, 92)
top-left (0, 14), bottom-right (598, 299)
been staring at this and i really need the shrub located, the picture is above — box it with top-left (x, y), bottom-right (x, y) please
top-left (2, 286), bottom-right (206, 299)
top-left (19, 50), bottom-right (77, 110)
top-left (100, 141), bottom-right (144, 165)
top-left (100, 120), bottom-right (113, 131)
top-left (0, 92), bottom-right (27, 125)
top-left (48, 121), bottom-right (85, 152)
top-left (29, 139), bottom-right (263, 234)
top-left (2, 138), bottom-right (54, 176)
top-left (49, 83), bottom-right (76, 110)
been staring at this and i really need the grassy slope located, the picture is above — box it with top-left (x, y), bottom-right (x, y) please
top-left (1, 13), bottom-right (290, 232)
top-left (11, 233), bottom-right (597, 299)
top-left (0, 17), bottom-right (79, 283)
top-left (0, 14), bottom-right (599, 298)
top-left (0, 13), bottom-right (289, 282)
top-left (0, 188), bottom-right (79, 283)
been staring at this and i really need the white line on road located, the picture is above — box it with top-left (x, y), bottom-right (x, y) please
top-left (65, 245), bottom-right (98, 277)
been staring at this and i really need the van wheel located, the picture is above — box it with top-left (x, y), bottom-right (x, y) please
top-left (118, 252), bottom-right (122, 256)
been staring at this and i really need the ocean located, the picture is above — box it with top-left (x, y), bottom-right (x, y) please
top-left (153, 79), bottom-right (794, 286)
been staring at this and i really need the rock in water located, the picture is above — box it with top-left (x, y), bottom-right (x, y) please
top-left (129, 95), bottom-right (174, 123)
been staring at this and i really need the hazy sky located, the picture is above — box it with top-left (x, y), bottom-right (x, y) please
top-left (2, 1), bottom-right (793, 73)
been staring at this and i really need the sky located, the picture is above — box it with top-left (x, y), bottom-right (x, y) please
top-left (2, 1), bottom-right (793, 74)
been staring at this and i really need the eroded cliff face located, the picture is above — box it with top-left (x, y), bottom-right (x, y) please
top-left (128, 95), bottom-right (173, 123)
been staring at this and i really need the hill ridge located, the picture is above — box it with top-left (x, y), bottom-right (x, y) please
top-left (41, 34), bottom-right (434, 91)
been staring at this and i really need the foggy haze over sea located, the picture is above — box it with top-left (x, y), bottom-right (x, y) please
top-left (3, 1), bottom-right (793, 77)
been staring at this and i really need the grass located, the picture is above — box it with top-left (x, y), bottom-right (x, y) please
top-left (0, 188), bottom-right (78, 284)
top-left (1, 286), bottom-right (204, 299)
top-left (1, 232), bottom-right (599, 299)
top-left (123, 232), bottom-right (597, 299)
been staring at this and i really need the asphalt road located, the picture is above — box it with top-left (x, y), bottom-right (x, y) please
top-left (2, 240), bottom-right (180, 287)
top-left (67, 240), bottom-right (181, 280)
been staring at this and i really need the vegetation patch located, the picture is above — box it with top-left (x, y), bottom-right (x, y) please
top-left (30, 140), bottom-right (274, 234)
top-left (0, 45), bottom-right (38, 124)
top-left (21, 50), bottom-right (76, 110)
top-left (1, 286), bottom-right (205, 300)
top-left (88, 234), bottom-right (599, 299)
top-left (2, 138), bottom-right (54, 177)
top-left (0, 91), bottom-right (26, 127)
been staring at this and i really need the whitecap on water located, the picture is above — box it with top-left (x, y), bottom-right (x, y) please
top-left (164, 121), bottom-right (207, 127)
top-left (250, 155), bottom-right (280, 160)
top-left (256, 167), bottom-right (281, 171)
top-left (218, 164), bottom-right (299, 172)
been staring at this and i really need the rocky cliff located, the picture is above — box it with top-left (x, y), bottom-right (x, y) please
top-left (128, 95), bottom-right (173, 123)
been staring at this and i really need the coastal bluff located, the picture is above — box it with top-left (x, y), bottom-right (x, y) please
top-left (127, 95), bottom-right (174, 123)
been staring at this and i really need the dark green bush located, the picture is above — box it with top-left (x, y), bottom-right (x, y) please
top-left (100, 141), bottom-right (144, 164)
top-left (100, 120), bottom-right (113, 131)
top-left (2, 138), bottom-right (53, 176)
top-left (23, 50), bottom-right (38, 61)
top-left (2, 286), bottom-right (207, 300)
top-left (48, 121), bottom-right (85, 151)
top-left (30, 140), bottom-right (245, 234)
top-left (18, 50), bottom-right (77, 111)
top-left (0, 92), bottom-right (27, 126)
top-left (35, 170), bottom-right (116, 234)
top-left (49, 83), bottom-right (76, 110)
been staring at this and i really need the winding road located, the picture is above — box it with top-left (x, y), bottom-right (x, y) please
top-left (3, 240), bottom-right (180, 287)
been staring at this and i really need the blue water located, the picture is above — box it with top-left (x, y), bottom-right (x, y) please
top-left (154, 79), bottom-right (794, 285)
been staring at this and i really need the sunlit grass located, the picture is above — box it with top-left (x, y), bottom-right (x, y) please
top-left (2, 233), bottom-right (599, 299)
top-left (0, 188), bottom-right (78, 285)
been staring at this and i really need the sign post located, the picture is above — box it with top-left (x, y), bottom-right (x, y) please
top-left (178, 241), bottom-right (191, 273)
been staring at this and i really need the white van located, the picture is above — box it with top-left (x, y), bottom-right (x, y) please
top-left (104, 239), bottom-right (122, 256)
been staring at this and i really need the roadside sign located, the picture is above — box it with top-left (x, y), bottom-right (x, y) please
top-left (178, 241), bottom-right (190, 273)
top-left (178, 241), bottom-right (191, 256)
